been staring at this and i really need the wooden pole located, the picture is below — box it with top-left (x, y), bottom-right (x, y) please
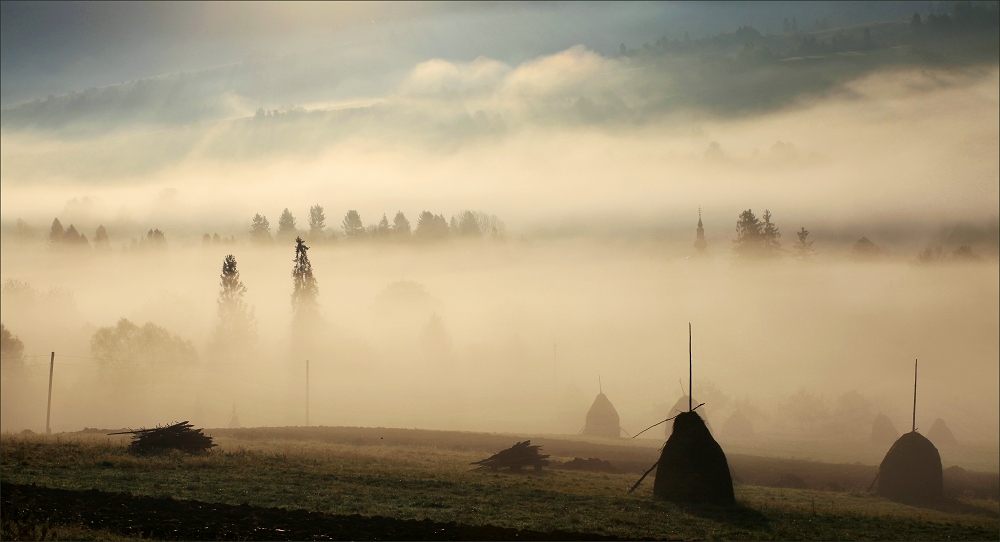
top-left (306, 359), bottom-right (310, 427)
top-left (912, 358), bottom-right (917, 432)
top-left (45, 352), bottom-right (54, 435)
top-left (688, 323), bottom-right (692, 412)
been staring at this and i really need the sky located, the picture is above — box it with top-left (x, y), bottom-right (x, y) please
top-left (1, 1), bottom-right (940, 106)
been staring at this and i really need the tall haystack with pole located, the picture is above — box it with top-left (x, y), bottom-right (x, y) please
top-left (582, 377), bottom-right (622, 439)
top-left (927, 418), bottom-right (958, 448)
top-left (870, 412), bottom-right (899, 447)
top-left (227, 402), bottom-right (241, 429)
top-left (874, 359), bottom-right (943, 505)
top-left (630, 324), bottom-right (734, 505)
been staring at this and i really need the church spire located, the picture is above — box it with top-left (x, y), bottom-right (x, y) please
top-left (694, 207), bottom-right (707, 253)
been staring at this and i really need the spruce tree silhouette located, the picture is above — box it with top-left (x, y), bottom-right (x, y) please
top-left (291, 237), bottom-right (319, 326)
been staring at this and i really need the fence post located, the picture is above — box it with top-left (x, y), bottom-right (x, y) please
top-left (306, 359), bottom-right (310, 427)
top-left (46, 352), bottom-right (54, 434)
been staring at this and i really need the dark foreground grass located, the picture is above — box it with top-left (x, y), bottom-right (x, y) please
top-left (1, 433), bottom-right (997, 541)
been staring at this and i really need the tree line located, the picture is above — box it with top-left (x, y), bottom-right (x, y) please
top-left (40, 217), bottom-right (169, 253)
top-left (729, 209), bottom-right (983, 262)
top-left (729, 208), bottom-right (816, 262)
top-left (242, 206), bottom-right (506, 245)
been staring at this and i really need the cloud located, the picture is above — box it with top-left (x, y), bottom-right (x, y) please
top-left (399, 57), bottom-right (511, 95)
top-left (499, 45), bottom-right (622, 101)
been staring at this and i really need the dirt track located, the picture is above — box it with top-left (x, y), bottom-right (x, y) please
top-left (2, 482), bottom-right (629, 541)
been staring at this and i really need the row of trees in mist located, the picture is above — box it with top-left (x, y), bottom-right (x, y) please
top-left (237, 206), bottom-right (506, 245)
top-left (727, 209), bottom-right (987, 263)
top-left (29, 217), bottom-right (170, 253)
top-left (6, 208), bottom-right (993, 265)
top-left (637, 0), bottom-right (998, 61)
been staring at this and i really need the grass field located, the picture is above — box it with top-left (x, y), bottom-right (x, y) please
top-left (2, 428), bottom-right (997, 541)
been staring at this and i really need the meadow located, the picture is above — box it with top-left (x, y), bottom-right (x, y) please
top-left (2, 427), bottom-right (997, 540)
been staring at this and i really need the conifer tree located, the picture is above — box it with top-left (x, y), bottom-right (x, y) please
top-left (733, 209), bottom-right (762, 259)
top-left (250, 214), bottom-right (272, 244)
top-left (277, 208), bottom-right (298, 240)
top-left (213, 254), bottom-right (257, 352)
top-left (733, 209), bottom-right (781, 260)
top-left (793, 227), bottom-right (816, 261)
top-left (48, 218), bottom-right (65, 244)
top-left (761, 210), bottom-right (781, 258)
top-left (291, 237), bottom-right (319, 324)
top-left (308, 205), bottom-right (326, 241)
top-left (342, 210), bottom-right (365, 239)
top-left (94, 225), bottom-right (110, 251)
top-left (376, 214), bottom-right (391, 240)
top-left (393, 211), bottom-right (411, 239)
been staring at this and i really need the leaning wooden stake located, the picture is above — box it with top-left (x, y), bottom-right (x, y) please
top-left (628, 461), bottom-right (659, 493)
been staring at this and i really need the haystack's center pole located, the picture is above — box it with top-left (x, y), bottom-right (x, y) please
top-left (688, 323), bottom-right (692, 412)
top-left (912, 358), bottom-right (918, 432)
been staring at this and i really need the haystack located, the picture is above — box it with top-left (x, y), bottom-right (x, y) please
top-left (721, 411), bottom-right (754, 439)
top-left (582, 392), bottom-right (622, 439)
top-left (876, 431), bottom-right (943, 505)
top-left (870, 413), bottom-right (899, 447)
top-left (927, 418), bottom-right (958, 448)
top-left (666, 395), bottom-right (712, 436)
top-left (227, 402), bottom-right (241, 429)
top-left (652, 411), bottom-right (735, 505)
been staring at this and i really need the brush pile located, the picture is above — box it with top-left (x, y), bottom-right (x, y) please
top-left (110, 421), bottom-right (216, 454)
top-left (471, 440), bottom-right (550, 472)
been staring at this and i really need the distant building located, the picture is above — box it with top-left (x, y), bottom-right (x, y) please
top-left (694, 207), bottom-right (708, 253)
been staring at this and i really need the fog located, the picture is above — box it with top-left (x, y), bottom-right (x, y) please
top-left (2, 2), bottom-right (998, 471)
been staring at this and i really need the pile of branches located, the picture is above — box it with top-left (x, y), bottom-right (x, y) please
top-left (110, 421), bottom-right (216, 454)
top-left (471, 440), bottom-right (550, 472)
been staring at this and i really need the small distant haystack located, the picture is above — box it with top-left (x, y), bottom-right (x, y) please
top-left (870, 413), bottom-right (899, 447)
top-left (227, 402), bottom-right (241, 429)
top-left (721, 411), bottom-right (754, 439)
top-left (582, 392), bottom-right (622, 439)
top-left (653, 411), bottom-right (735, 505)
top-left (876, 431), bottom-right (943, 505)
top-left (666, 395), bottom-right (712, 436)
top-left (927, 418), bottom-right (958, 448)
